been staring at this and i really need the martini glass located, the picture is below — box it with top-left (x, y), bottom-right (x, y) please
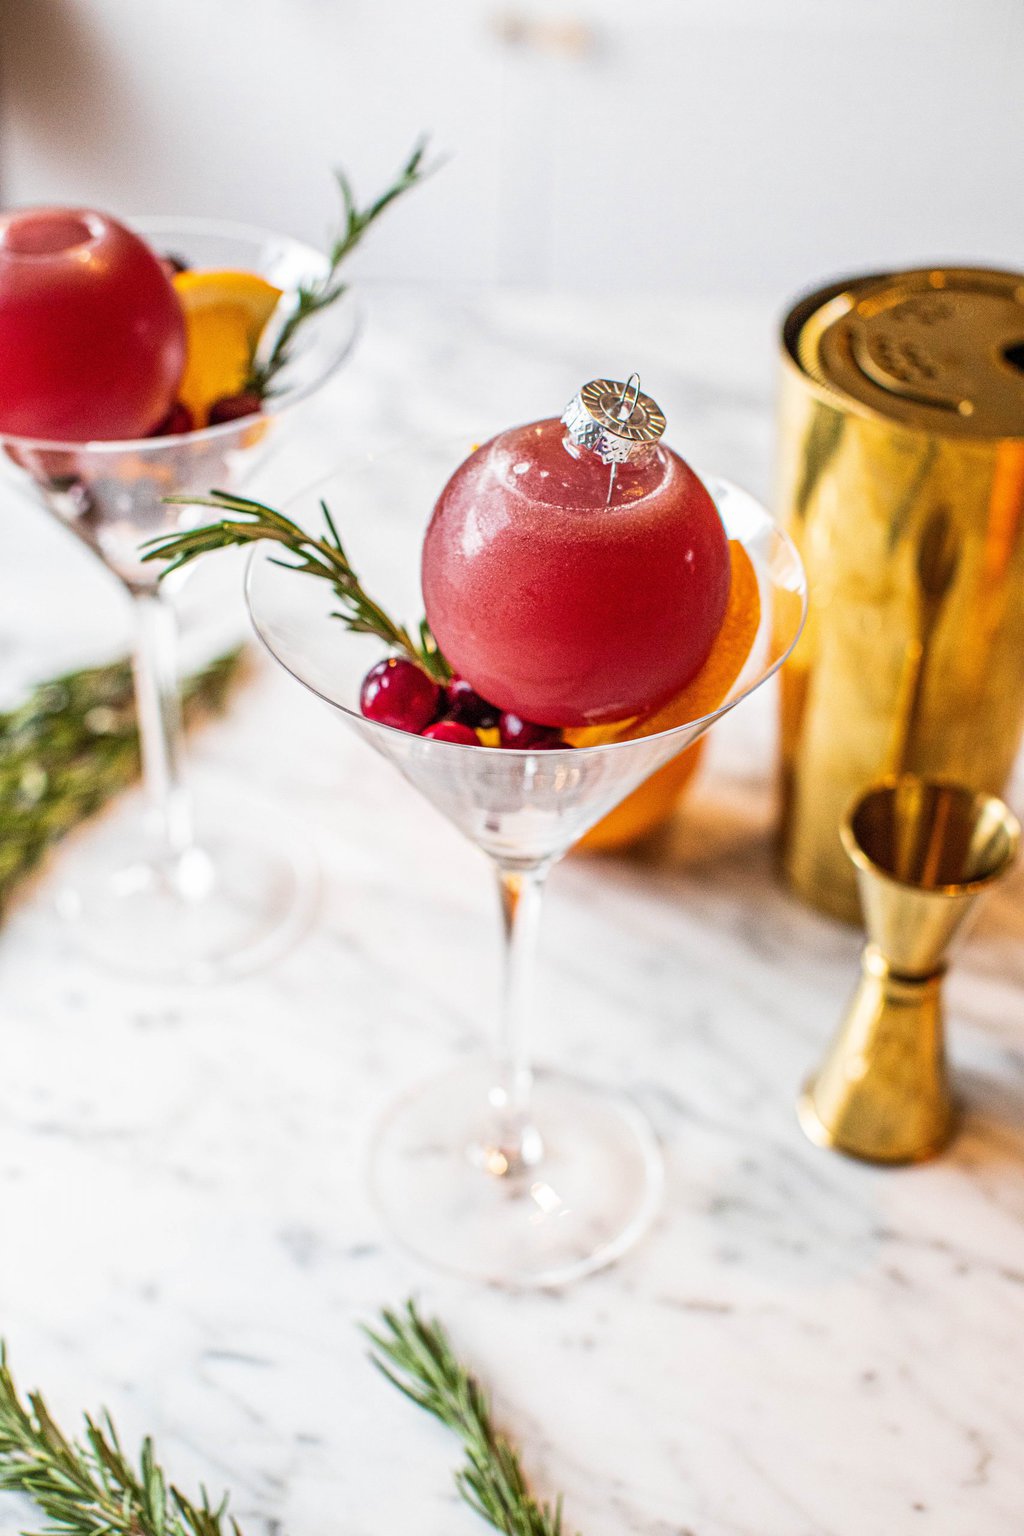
top-left (1, 218), bottom-right (359, 981)
top-left (246, 447), bottom-right (806, 1285)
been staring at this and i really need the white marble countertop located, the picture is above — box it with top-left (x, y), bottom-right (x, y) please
top-left (2, 290), bottom-right (1023, 1536)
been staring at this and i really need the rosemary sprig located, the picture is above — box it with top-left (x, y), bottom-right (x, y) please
top-left (0, 1344), bottom-right (239, 1536)
top-left (365, 1301), bottom-right (574, 1536)
top-left (246, 139), bottom-right (435, 397)
top-left (142, 491), bottom-right (451, 684)
top-left (0, 1305), bottom-right (575, 1536)
top-left (0, 647), bottom-right (244, 917)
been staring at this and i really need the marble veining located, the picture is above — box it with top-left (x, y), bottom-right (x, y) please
top-left (1, 291), bottom-right (1023, 1536)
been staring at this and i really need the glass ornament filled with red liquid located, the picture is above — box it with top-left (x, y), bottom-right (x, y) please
top-left (422, 374), bottom-right (733, 730)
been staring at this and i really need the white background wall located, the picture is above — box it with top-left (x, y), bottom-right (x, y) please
top-left (1, 0), bottom-right (1022, 300)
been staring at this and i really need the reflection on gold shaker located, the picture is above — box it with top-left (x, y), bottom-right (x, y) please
top-left (776, 267), bottom-right (1024, 921)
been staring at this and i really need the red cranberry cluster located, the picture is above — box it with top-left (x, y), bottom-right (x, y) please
top-left (359, 657), bottom-right (569, 749)
top-left (151, 390), bottom-right (263, 436)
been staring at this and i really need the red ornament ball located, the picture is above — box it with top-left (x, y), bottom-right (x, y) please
top-left (422, 418), bottom-right (731, 728)
top-left (0, 207), bottom-right (186, 442)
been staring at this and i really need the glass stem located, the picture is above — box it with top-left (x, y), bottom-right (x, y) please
top-left (485, 862), bottom-right (549, 1176)
top-left (131, 589), bottom-right (194, 860)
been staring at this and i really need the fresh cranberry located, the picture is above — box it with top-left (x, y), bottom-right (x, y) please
top-left (360, 657), bottom-right (441, 732)
top-left (446, 676), bottom-right (500, 728)
top-left (498, 712), bottom-right (566, 749)
top-left (421, 720), bottom-right (479, 745)
top-left (153, 401), bottom-right (194, 436)
top-left (208, 391), bottom-right (263, 425)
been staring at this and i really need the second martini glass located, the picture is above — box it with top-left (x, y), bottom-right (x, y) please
top-left (1, 217), bottom-right (359, 981)
top-left (243, 441), bottom-right (806, 1287)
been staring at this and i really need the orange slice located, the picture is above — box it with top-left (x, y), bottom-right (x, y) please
top-left (573, 540), bottom-right (761, 850)
top-left (172, 270), bottom-right (283, 425)
top-left (576, 739), bottom-right (706, 852)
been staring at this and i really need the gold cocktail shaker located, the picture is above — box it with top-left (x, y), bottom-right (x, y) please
top-left (777, 267), bottom-right (1024, 921)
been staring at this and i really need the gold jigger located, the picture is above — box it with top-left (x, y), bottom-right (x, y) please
top-left (798, 776), bottom-right (1020, 1164)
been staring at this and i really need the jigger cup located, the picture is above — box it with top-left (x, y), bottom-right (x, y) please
top-left (798, 776), bottom-right (1020, 1164)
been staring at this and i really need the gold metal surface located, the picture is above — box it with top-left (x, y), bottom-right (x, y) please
top-left (799, 267), bottom-right (1024, 436)
top-left (777, 266), bottom-right (1024, 921)
top-left (798, 777), bottom-right (1019, 1164)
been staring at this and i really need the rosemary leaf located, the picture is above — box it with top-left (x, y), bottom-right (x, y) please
top-left (143, 492), bottom-right (451, 684)
top-left (0, 1350), bottom-right (239, 1536)
top-left (246, 139), bottom-right (436, 398)
top-left (0, 1303), bottom-right (578, 1536)
top-left (365, 1302), bottom-right (574, 1536)
top-left (0, 646), bottom-right (245, 918)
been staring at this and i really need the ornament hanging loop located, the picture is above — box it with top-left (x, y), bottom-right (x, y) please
top-left (615, 372), bottom-right (642, 422)
top-left (560, 374), bottom-right (667, 503)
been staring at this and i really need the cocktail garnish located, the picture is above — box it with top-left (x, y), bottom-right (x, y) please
top-left (0, 209), bottom-right (186, 441)
top-left (245, 139), bottom-right (436, 399)
top-left (421, 382), bottom-right (732, 728)
top-left (144, 490), bottom-right (452, 683)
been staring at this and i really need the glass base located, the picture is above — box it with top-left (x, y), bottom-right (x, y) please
top-left (367, 1062), bottom-right (664, 1288)
top-left (55, 791), bottom-right (317, 983)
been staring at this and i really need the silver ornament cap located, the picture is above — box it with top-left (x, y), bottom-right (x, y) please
top-left (561, 374), bottom-right (667, 465)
